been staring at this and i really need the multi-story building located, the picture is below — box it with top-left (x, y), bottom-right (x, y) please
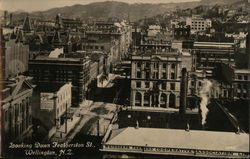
top-left (139, 35), bottom-right (171, 52)
top-left (3, 30), bottom-right (29, 79)
top-left (1, 76), bottom-right (34, 150)
top-left (214, 63), bottom-right (250, 100)
top-left (192, 41), bottom-right (236, 71)
top-left (233, 69), bottom-right (250, 99)
top-left (82, 35), bottom-right (120, 68)
top-left (130, 51), bottom-right (183, 108)
top-left (32, 82), bottom-right (72, 139)
top-left (54, 14), bottom-right (83, 29)
top-left (186, 15), bottom-right (212, 34)
top-left (28, 56), bottom-right (90, 107)
top-left (85, 20), bottom-right (132, 61)
top-left (147, 25), bottom-right (162, 37)
top-left (173, 25), bottom-right (191, 40)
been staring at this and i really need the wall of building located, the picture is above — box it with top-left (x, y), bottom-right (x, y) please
top-left (130, 55), bottom-right (182, 108)
top-left (4, 39), bottom-right (29, 79)
top-left (1, 77), bottom-right (33, 145)
top-left (29, 58), bottom-right (89, 106)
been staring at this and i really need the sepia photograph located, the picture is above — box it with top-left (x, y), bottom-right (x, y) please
top-left (0, 0), bottom-right (249, 158)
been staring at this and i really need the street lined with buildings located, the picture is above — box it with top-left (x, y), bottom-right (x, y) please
top-left (0, 0), bottom-right (249, 158)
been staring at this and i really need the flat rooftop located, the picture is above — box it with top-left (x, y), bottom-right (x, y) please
top-left (105, 127), bottom-right (249, 153)
top-left (123, 106), bottom-right (199, 114)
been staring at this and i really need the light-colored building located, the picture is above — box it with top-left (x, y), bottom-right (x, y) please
top-left (4, 34), bottom-right (29, 79)
top-left (233, 69), bottom-right (250, 99)
top-left (147, 25), bottom-right (162, 37)
top-left (130, 51), bottom-right (183, 108)
top-left (32, 82), bottom-right (72, 139)
top-left (186, 15), bottom-right (212, 34)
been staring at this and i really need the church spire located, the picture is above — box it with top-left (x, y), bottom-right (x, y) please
top-left (16, 29), bottom-right (24, 43)
top-left (23, 14), bottom-right (32, 32)
top-left (52, 29), bottom-right (62, 45)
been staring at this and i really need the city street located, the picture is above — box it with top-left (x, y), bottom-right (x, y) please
top-left (49, 74), bottom-right (124, 143)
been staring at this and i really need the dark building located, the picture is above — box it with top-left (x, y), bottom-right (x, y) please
top-left (192, 41), bottom-right (236, 71)
top-left (28, 56), bottom-right (91, 106)
top-left (173, 25), bottom-right (191, 40)
top-left (215, 63), bottom-right (250, 100)
top-left (23, 15), bottom-right (33, 33)
top-left (0, 76), bottom-right (34, 153)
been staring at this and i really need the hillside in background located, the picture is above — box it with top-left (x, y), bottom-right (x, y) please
top-left (3, 0), bottom-right (246, 22)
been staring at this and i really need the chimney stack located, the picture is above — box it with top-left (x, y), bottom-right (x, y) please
top-left (180, 68), bottom-right (188, 115)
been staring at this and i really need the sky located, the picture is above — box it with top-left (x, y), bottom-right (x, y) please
top-left (0, 0), bottom-right (200, 12)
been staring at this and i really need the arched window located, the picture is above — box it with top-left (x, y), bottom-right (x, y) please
top-left (160, 93), bottom-right (167, 108)
top-left (135, 92), bottom-right (142, 106)
top-left (144, 92), bottom-right (150, 107)
top-left (169, 93), bottom-right (176, 108)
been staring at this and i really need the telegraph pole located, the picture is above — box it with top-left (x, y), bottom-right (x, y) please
top-left (65, 103), bottom-right (67, 134)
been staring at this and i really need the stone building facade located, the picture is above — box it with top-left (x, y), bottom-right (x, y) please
top-left (1, 76), bottom-right (34, 147)
top-left (130, 52), bottom-right (182, 108)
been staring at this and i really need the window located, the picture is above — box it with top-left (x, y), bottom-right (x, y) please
top-left (137, 62), bottom-right (141, 68)
top-left (198, 81), bottom-right (202, 86)
top-left (145, 62), bottom-right (150, 68)
top-left (136, 82), bottom-right (141, 88)
top-left (238, 75), bottom-right (242, 80)
top-left (171, 64), bottom-right (175, 69)
top-left (145, 82), bottom-right (150, 88)
top-left (171, 73), bottom-right (175, 79)
top-left (162, 72), bottom-right (167, 79)
top-left (136, 71), bottom-right (141, 78)
top-left (146, 71), bottom-right (150, 79)
top-left (154, 63), bottom-right (159, 69)
top-left (191, 81), bottom-right (195, 86)
top-left (244, 75), bottom-right (248, 81)
top-left (162, 83), bottom-right (166, 90)
top-left (153, 72), bottom-right (159, 79)
top-left (163, 63), bottom-right (167, 69)
top-left (170, 83), bottom-right (175, 90)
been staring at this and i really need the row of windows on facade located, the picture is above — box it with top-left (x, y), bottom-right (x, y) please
top-left (191, 24), bottom-right (205, 27)
top-left (57, 91), bottom-right (71, 104)
top-left (5, 97), bottom-right (31, 122)
top-left (85, 45), bottom-right (104, 50)
top-left (136, 71), bottom-right (176, 80)
top-left (136, 62), bottom-right (176, 70)
top-left (174, 31), bottom-right (189, 35)
top-left (191, 27), bottom-right (206, 30)
top-left (235, 83), bottom-right (249, 89)
top-left (236, 92), bottom-right (249, 98)
top-left (32, 71), bottom-right (90, 83)
top-left (198, 54), bottom-right (234, 58)
top-left (136, 81), bottom-right (176, 90)
top-left (134, 92), bottom-right (176, 107)
top-left (56, 100), bottom-right (70, 116)
top-left (235, 74), bottom-right (249, 80)
top-left (191, 21), bottom-right (206, 24)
